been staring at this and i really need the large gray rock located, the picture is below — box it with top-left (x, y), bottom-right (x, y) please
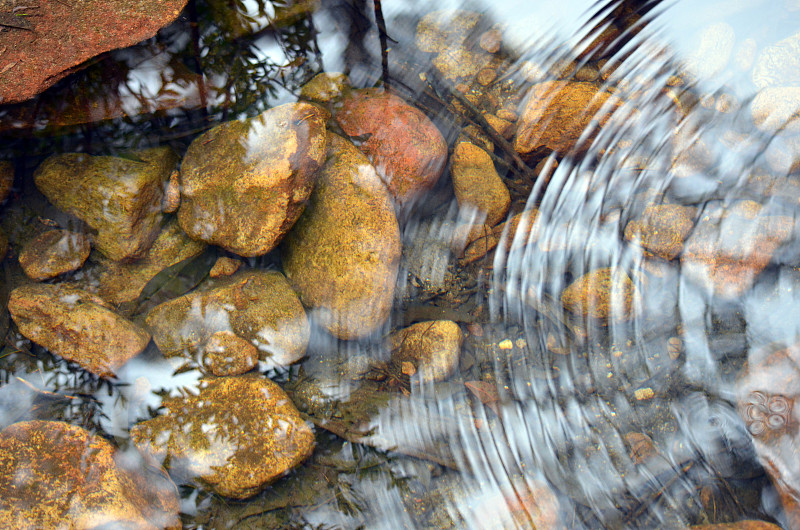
top-left (146, 270), bottom-right (309, 369)
top-left (130, 375), bottom-right (315, 499)
top-left (178, 102), bottom-right (328, 256)
top-left (8, 283), bottom-right (150, 378)
top-left (282, 134), bottom-right (401, 340)
top-left (34, 147), bottom-right (177, 262)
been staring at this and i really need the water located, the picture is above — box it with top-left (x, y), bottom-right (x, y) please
top-left (1, 0), bottom-right (799, 527)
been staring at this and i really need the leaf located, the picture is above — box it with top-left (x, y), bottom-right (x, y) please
top-left (465, 380), bottom-right (502, 416)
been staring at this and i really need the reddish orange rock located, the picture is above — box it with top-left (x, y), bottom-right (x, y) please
top-left (681, 201), bottom-right (792, 298)
top-left (0, 420), bottom-right (179, 529)
top-left (334, 89), bottom-right (447, 207)
top-left (514, 81), bottom-right (622, 158)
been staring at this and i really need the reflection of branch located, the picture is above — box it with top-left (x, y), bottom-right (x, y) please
top-left (372, 0), bottom-right (389, 89)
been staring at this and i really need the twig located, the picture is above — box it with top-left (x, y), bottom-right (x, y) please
top-left (372, 0), bottom-right (390, 89)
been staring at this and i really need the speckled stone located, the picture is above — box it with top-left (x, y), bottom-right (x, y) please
top-left (514, 81), bottom-right (622, 157)
top-left (8, 283), bottom-right (151, 377)
top-left (282, 134), bottom-right (401, 340)
top-left (130, 375), bottom-right (315, 499)
top-left (204, 330), bottom-right (259, 376)
top-left (209, 255), bottom-right (242, 278)
top-left (451, 142), bottom-right (510, 228)
top-left (178, 102), bottom-right (328, 256)
top-left (18, 229), bottom-right (91, 281)
top-left (146, 270), bottom-right (309, 369)
top-left (561, 267), bottom-right (639, 322)
top-left (389, 320), bottom-right (463, 382)
top-left (0, 420), bottom-right (180, 529)
top-left (33, 146), bottom-right (177, 262)
top-left (333, 89), bottom-right (447, 207)
top-left (623, 204), bottom-right (695, 260)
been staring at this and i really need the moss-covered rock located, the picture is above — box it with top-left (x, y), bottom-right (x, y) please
top-left (282, 133), bottom-right (401, 340)
top-left (8, 283), bottom-right (150, 377)
top-left (130, 375), bottom-right (315, 499)
top-left (33, 146), bottom-right (178, 262)
top-left (178, 102), bottom-right (328, 256)
top-left (451, 141), bottom-right (510, 228)
top-left (146, 270), bottom-right (309, 369)
top-left (389, 320), bottom-right (463, 382)
top-left (0, 420), bottom-right (180, 529)
top-left (18, 229), bottom-right (91, 281)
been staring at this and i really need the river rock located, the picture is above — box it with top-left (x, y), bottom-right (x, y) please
top-left (623, 204), bottom-right (695, 260)
top-left (753, 30), bottom-right (800, 90)
top-left (282, 134), bottom-right (401, 340)
top-left (18, 229), bottom-right (91, 281)
top-left (209, 255), bottom-right (242, 278)
top-left (736, 343), bottom-right (800, 529)
top-left (514, 81), bottom-right (622, 158)
top-left (561, 267), bottom-right (639, 322)
top-left (8, 283), bottom-right (150, 377)
top-left (129, 375), bottom-right (315, 499)
top-left (34, 146), bottom-right (178, 262)
top-left (146, 270), bottom-right (309, 369)
top-left (681, 201), bottom-right (793, 298)
top-left (389, 320), bottom-right (463, 382)
top-left (460, 210), bottom-right (539, 265)
top-left (415, 10), bottom-right (481, 53)
top-left (333, 89), bottom-right (447, 207)
top-left (451, 142), bottom-right (510, 228)
top-left (178, 102), bottom-right (328, 256)
top-left (88, 218), bottom-right (207, 305)
top-left (0, 0), bottom-right (189, 104)
top-left (299, 72), bottom-right (350, 104)
top-left (751, 87), bottom-right (800, 134)
top-left (0, 420), bottom-right (180, 529)
top-left (204, 330), bottom-right (259, 376)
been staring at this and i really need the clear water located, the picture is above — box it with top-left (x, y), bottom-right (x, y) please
top-left (1, 0), bottom-right (799, 527)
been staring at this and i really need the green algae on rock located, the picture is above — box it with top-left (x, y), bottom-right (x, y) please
top-left (8, 283), bottom-right (151, 378)
top-left (333, 89), bottom-right (447, 207)
top-left (561, 267), bottom-right (639, 323)
top-left (0, 420), bottom-right (180, 529)
top-left (146, 270), bottom-right (309, 369)
top-left (130, 375), bottom-right (315, 499)
top-left (178, 102), bottom-right (328, 256)
top-left (389, 320), bottom-right (463, 382)
top-left (18, 229), bottom-right (91, 281)
top-left (33, 146), bottom-right (178, 262)
top-left (282, 133), bottom-right (401, 340)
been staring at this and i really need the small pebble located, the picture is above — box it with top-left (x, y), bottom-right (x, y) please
top-left (634, 387), bottom-right (655, 401)
top-left (498, 339), bottom-right (513, 350)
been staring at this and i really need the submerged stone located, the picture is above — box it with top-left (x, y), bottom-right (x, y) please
top-left (451, 142), bottom-right (510, 228)
top-left (299, 72), bottom-right (350, 104)
top-left (33, 146), bottom-right (178, 262)
top-left (0, 420), bottom-right (180, 529)
top-left (146, 270), bottom-right (309, 369)
top-left (18, 229), bottom-right (91, 281)
top-left (178, 102), bottom-right (328, 256)
top-left (681, 201), bottom-right (793, 298)
top-left (204, 330), bottom-right (259, 376)
top-left (514, 81), bottom-right (622, 158)
top-left (561, 267), bottom-right (639, 322)
top-left (130, 375), bottom-right (315, 499)
top-left (623, 204), bottom-right (695, 260)
top-left (333, 89), bottom-right (447, 207)
top-left (415, 10), bottom-right (481, 53)
top-left (208, 255), bottom-right (242, 278)
top-left (88, 218), bottom-right (207, 306)
top-left (389, 320), bottom-right (463, 382)
top-left (282, 134), bottom-right (401, 340)
top-left (8, 283), bottom-right (150, 377)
